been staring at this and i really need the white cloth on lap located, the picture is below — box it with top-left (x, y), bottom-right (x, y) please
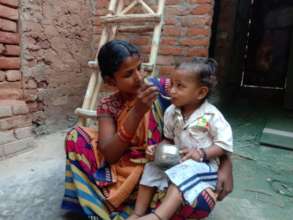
top-left (165, 159), bottom-right (217, 206)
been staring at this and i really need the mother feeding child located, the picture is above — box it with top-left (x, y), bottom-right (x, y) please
top-left (62, 40), bottom-right (233, 220)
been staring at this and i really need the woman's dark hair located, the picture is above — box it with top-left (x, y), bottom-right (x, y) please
top-left (98, 40), bottom-right (140, 79)
top-left (177, 57), bottom-right (218, 97)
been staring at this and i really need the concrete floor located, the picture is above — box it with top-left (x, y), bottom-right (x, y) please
top-left (1, 101), bottom-right (293, 220)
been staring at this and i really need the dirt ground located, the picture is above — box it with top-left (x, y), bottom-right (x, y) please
top-left (1, 100), bottom-right (293, 220)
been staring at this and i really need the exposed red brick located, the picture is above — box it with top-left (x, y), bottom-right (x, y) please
top-left (179, 38), bottom-right (210, 47)
top-left (0, 81), bottom-right (21, 89)
top-left (166, 0), bottom-right (181, 5)
top-left (0, 57), bottom-right (20, 69)
top-left (160, 37), bottom-right (178, 46)
top-left (163, 26), bottom-right (181, 36)
top-left (165, 6), bottom-right (191, 16)
top-left (159, 46), bottom-right (183, 56)
top-left (0, 4), bottom-right (18, 20)
top-left (4, 45), bottom-right (20, 56)
top-left (191, 4), bottom-right (213, 15)
top-left (0, 18), bottom-right (17, 32)
top-left (97, 0), bottom-right (109, 9)
top-left (159, 65), bottom-right (176, 75)
top-left (0, 0), bottom-right (19, 8)
top-left (0, 89), bottom-right (23, 100)
top-left (186, 48), bottom-right (209, 57)
top-left (0, 115), bottom-right (32, 131)
top-left (0, 70), bottom-right (4, 81)
top-left (187, 0), bottom-right (213, 4)
top-left (164, 17), bottom-right (177, 25)
top-left (0, 31), bottom-right (19, 44)
top-left (96, 8), bottom-right (108, 16)
top-left (179, 16), bottom-right (211, 27)
top-left (12, 101), bottom-right (30, 115)
top-left (5, 70), bottom-right (21, 81)
top-left (186, 27), bottom-right (210, 36)
top-left (140, 45), bottom-right (151, 54)
top-left (0, 104), bottom-right (12, 118)
top-left (0, 43), bottom-right (4, 54)
top-left (157, 56), bottom-right (175, 65)
top-left (130, 37), bottom-right (150, 46)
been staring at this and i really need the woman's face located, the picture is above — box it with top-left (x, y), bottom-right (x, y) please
top-left (111, 55), bottom-right (144, 95)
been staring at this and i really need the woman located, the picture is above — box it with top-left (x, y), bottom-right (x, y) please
top-left (62, 40), bottom-right (233, 219)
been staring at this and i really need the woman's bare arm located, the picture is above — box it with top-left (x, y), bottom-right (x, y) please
top-left (99, 85), bottom-right (158, 164)
top-left (216, 154), bottom-right (233, 201)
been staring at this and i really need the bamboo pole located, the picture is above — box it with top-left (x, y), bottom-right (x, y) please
top-left (78, 0), bottom-right (119, 125)
top-left (138, 0), bottom-right (155, 14)
top-left (118, 24), bottom-right (154, 33)
top-left (75, 108), bottom-right (97, 119)
top-left (120, 0), bottom-right (137, 15)
top-left (149, 0), bottom-right (166, 76)
top-left (100, 14), bottom-right (161, 24)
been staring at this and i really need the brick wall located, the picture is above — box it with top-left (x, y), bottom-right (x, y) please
top-left (0, 0), bottom-right (216, 158)
top-left (0, 0), bottom-right (36, 159)
top-left (94, 0), bottom-right (214, 79)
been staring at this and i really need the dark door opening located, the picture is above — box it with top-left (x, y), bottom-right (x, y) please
top-left (241, 0), bottom-right (293, 89)
top-left (229, 0), bottom-right (293, 109)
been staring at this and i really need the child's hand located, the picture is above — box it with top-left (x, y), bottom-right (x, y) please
top-left (180, 147), bottom-right (201, 162)
top-left (146, 145), bottom-right (156, 160)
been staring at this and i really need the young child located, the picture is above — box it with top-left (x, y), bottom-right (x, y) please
top-left (128, 57), bottom-right (233, 220)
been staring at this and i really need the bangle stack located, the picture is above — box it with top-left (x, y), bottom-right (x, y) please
top-left (198, 148), bottom-right (208, 162)
top-left (117, 125), bottom-right (133, 143)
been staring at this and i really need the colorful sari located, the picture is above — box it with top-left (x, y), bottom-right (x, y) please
top-left (62, 77), bottom-right (215, 219)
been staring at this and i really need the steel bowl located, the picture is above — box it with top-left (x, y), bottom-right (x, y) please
top-left (154, 143), bottom-right (180, 169)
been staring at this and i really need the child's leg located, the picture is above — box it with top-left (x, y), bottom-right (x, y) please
top-left (128, 185), bottom-right (156, 220)
top-left (137, 184), bottom-right (183, 220)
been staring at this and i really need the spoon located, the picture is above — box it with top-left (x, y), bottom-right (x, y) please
top-left (143, 77), bottom-right (172, 100)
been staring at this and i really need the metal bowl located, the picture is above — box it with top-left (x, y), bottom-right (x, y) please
top-left (154, 143), bottom-right (180, 169)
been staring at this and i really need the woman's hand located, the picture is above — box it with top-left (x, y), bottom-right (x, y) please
top-left (146, 145), bottom-right (156, 160)
top-left (180, 147), bottom-right (201, 162)
top-left (216, 155), bottom-right (233, 201)
top-left (133, 84), bottom-right (158, 116)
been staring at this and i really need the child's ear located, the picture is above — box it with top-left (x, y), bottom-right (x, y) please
top-left (197, 86), bottom-right (209, 100)
top-left (104, 76), bottom-right (116, 86)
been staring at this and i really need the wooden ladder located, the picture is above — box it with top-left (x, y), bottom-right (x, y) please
top-left (75, 0), bottom-right (166, 126)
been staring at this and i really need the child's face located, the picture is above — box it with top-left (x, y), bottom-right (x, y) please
top-left (110, 55), bottom-right (144, 95)
top-left (169, 69), bottom-right (208, 109)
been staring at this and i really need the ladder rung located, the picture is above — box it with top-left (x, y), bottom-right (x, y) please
top-left (142, 63), bottom-right (154, 72)
top-left (118, 24), bottom-right (154, 33)
top-left (88, 60), bottom-right (98, 68)
top-left (100, 14), bottom-right (161, 24)
top-left (75, 108), bottom-right (97, 119)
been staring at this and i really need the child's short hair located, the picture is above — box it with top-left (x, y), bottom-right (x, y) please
top-left (178, 57), bottom-right (218, 97)
top-left (98, 40), bottom-right (140, 79)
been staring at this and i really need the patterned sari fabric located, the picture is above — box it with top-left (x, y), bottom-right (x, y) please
top-left (62, 77), bottom-right (215, 219)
